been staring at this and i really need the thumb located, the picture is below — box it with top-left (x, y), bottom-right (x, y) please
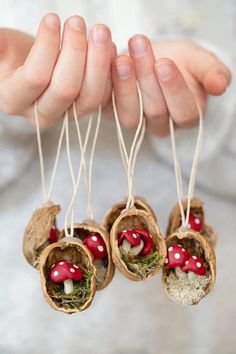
top-left (189, 46), bottom-right (232, 96)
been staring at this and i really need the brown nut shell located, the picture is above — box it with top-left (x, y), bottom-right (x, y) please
top-left (167, 198), bottom-right (217, 247)
top-left (39, 237), bottom-right (96, 314)
top-left (162, 230), bottom-right (216, 305)
top-left (23, 203), bottom-right (61, 268)
top-left (61, 221), bottom-right (115, 291)
top-left (110, 208), bottom-right (166, 281)
top-left (103, 196), bottom-right (157, 233)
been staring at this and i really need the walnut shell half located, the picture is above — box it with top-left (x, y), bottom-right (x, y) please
top-left (103, 196), bottom-right (157, 233)
top-left (167, 198), bottom-right (217, 247)
top-left (110, 208), bottom-right (166, 281)
top-left (162, 230), bottom-right (216, 305)
top-left (61, 221), bottom-right (115, 291)
top-left (39, 237), bottom-right (96, 314)
top-left (23, 203), bottom-right (61, 268)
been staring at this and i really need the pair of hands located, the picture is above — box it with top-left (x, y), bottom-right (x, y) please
top-left (0, 13), bottom-right (231, 136)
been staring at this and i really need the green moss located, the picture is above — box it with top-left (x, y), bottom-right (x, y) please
top-left (120, 249), bottom-right (163, 279)
top-left (47, 267), bottom-right (94, 311)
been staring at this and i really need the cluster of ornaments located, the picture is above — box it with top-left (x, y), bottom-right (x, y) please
top-left (23, 197), bottom-right (217, 313)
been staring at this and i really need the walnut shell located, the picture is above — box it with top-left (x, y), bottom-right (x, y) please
top-left (61, 221), bottom-right (115, 291)
top-left (103, 196), bottom-right (157, 233)
top-left (23, 203), bottom-right (61, 268)
top-left (162, 230), bottom-right (216, 305)
top-left (110, 208), bottom-right (166, 281)
top-left (167, 198), bottom-right (217, 247)
top-left (38, 237), bottom-right (96, 314)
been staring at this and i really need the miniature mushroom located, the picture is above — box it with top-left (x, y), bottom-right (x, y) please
top-left (188, 213), bottom-right (203, 232)
top-left (165, 244), bottom-right (190, 279)
top-left (118, 229), bottom-right (144, 256)
top-left (133, 229), bottom-right (154, 256)
top-left (182, 255), bottom-right (206, 280)
top-left (83, 233), bottom-right (108, 259)
top-left (48, 226), bottom-right (58, 244)
top-left (49, 260), bottom-right (83, 294)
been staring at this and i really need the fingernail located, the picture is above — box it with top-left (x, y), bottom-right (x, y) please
top-left (130, 36), bottom-right (148, 56)
top-left (155, 62), bottom-right (174, 81)
top-left (92, 26), bottom-right (110, 46)
top-left (116, 63), bottom-right (131, 80)
top-left (68, 16), bottom-right (86, 33)
top-left (45, 14), bottom-right (59, 30)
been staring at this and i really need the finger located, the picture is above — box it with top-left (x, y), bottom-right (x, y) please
top-left (75, 24), bottom-right (112, 116)
top-left (102, 42), bottom-right (117, 109)
top-left (128, 34), bottom-right (169, 135)
top-left (188, 47), bottom-right (232, 96)
top-left (34, 16), bottom-right (87, 126)
top-left (0, 13), bottom-right (60, 115)
top-left (112, 55), bottom-right (139, 128)
top-left (155, 58), bottom-right (199, 128)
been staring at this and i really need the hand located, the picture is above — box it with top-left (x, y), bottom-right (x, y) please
top-left (111, 37), bottom-right (231, 136)
top-left (0, 14), bottom-right (113, 128)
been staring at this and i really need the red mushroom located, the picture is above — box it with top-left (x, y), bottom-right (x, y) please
top-left (165, 244), bottom-right (190, 279)
top-left (133, 229), bottom-right (154, 256)
top-left (188, 213), bottom-right (203, 233)
top-left (118, 229), bottom-right (144, 256)
top-left (49, 260), bottom-right (83, 294)
top-left (83, 233), bottom-right (108, 259)
top-left (182, 255), bottom-right (206, 279)
top-left (48, 226), bottom-right (58, 244)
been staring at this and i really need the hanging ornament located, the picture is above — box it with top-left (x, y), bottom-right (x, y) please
top-left (162, 103), bottom-right (216, 305)
top-left (39, 237), bottom-right (96, 314)
top-left (23, 102), bottom-right (66, 268)
top-left (167, 197), bottom-right (217, 247)
top-left (106, 85), bottom-right (166, 281)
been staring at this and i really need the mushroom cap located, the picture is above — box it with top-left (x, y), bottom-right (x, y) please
top-left (49, 260), bottom-right (83, 283)
top-left (118, 229), bottom-right (141, 247)
top-left (165, 244), bottom-right (190, 269)
top-left (182, 256), bottom-right (206, 275)
top-left (49, 226), bottom-right (58, 244)
top-left (83, 233), bottom-right (108, 259)
top-left (133, 228), bottom-right (154, 256)
top-left (188, 213), bottom-right (203, 233)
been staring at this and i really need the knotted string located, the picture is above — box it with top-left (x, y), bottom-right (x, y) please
top-left (34, 101), bottom-right (66, 204)
top-left (169, 102), bottom-right (203, 229)
top-left (64, 105), bottom-right (101, 237)
top-left (112, 83), bottom-right (146, 209)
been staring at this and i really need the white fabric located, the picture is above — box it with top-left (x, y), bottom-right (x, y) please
top-left (1, 1), bottom-right (236, 354)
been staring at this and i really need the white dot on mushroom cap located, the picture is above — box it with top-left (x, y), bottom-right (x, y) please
top-left (174, 253), bottom-right (181, 259)
top-left (195, 219), bottom-right (200, 224)
top-left (70, 268), bottom-right (75, 273)
top-left (182, 248), bottom-right (185, 252)
top-left (51, 264), bottom-right (55, 268)
top-left (185, 260), bottom-right (189, 265)
top-left (74, 265), bottom-right (79, 269)
top-left (98, 246), bottom-right (104, 252)
top-left (193, 256), bottom-right (197, 259)
top-left (123, 230), bottom-right (127, 232)
top-left (53, 271), bottom-right (59, 277)
top-left (165, 258), bottom-right (168, 264)
top-left (92, 236), bottom-right (98, 242)
top-left (168, 246), bottom-right (173, 252)
top-left (132, 233), bottom-right (138, 238)
top-left (196, 262), bottom-right (202, 268)
top-left (59, 261), bottom-right (64, 265)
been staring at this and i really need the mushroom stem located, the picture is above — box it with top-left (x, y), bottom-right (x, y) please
top-left (175, 266), bottom-right (187, 280)
top-left (63, 279), bottom-right (74, 294)
top-left (121, 239), bottom-right (144, 256)
top-left (187, 271), bottom-right (195, 281)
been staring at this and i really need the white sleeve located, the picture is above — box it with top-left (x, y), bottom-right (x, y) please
top-left (149, 44), bottom-right (236, 199)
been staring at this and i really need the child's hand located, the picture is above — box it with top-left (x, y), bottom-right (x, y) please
top-left (111, 37), bottom-right (231, 136)
top-left (0, 14), bottom-right (112, 127)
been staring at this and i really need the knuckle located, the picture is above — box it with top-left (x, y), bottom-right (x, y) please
top-left (24, 68), bottom-right (49, 90)
top-left (52, 84), bottom-right (78, 102)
